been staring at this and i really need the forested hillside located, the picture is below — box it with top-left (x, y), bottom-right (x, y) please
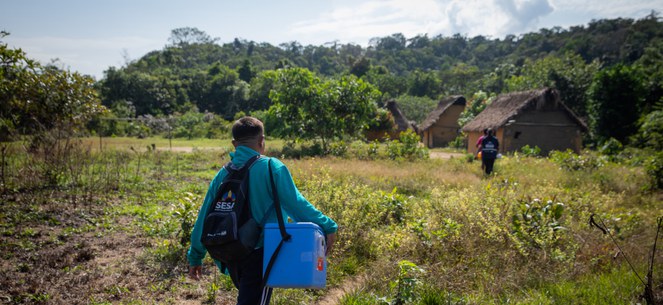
top-left (2, 14), bottom-right (662, 150)
top-left (98, 14), bottom-right (662, 120)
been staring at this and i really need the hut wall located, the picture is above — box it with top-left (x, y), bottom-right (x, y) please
top-left (424, 105), bottom-right (464, 148)
top-left (502, 110), bottom-right (582, 154)
top-left (466, 128), bottom-right (505, 154)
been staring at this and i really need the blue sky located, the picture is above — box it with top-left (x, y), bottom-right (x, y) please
top-left (2, 0), bottom-right (661, 79)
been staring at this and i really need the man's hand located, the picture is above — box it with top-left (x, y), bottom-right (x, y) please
top-left (325, 233), bottom-right (337, 256)
top-left (189, 265), bottom-right (202, 280)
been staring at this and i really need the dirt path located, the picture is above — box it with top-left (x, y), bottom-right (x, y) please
top-left (316, 273), bottom-right (369, 305)
top-left (429, 151), bottom-right (466, 159)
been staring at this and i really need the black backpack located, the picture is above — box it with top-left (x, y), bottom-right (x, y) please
top-left (201, 155), bottom-right (263, 263)
top-left (481, 136), bottom-right (499, 159)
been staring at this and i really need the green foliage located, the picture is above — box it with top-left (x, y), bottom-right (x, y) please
top-left (394, 95), bottom-right (437, 124)
top-left (598, 138), bottom-right (624, 161)
top-left (632, 110), bottom-right (663, 150)
top-left (386, 130), bottom-right (429, 160)
top-left (173, 109), bottom-right (205, 139)
top-left (518, 265), bottom-right (642, 305)
top-left (550, 150), bottom-right (604, 171)
top-left (588, 64), bottom-right (647, 144)
top-left (269, 68), bottom-right (380, 150)
top-left (644, 151), bottom-right (663, 189)
top-left (511, 198), bottom-right (566, 255)
top-left (1, 137), bottom-right (660, 303)
top-left (407, 69), bottom-right (441, 98)
top-left (448, 134), bottom-right (466, 149)
top-left (392, 260), bottom-right (425, 305)
top-left (417, 287), bottom-right (466, 305)
top-left (519, 145), bottom-right (542, 157)
top-left (1, 35), bottom-right (106, 139)
top-left (173, 192), bottom-right (200, 247)
top-left (367, 107), bottom-right (396, 134)
top-left (505, 52), bottom-right (599, 117)
top-left (340, 291), bottom-right (389, 305)
top-left (458, 91), bottom-right (494, 127)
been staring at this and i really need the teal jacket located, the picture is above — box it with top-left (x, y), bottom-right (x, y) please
top-left (187, 146), bottom-right (338, 267)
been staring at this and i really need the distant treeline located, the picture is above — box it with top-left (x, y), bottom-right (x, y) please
top-left (98, 13), bottom-right (662, 117)
top-left (1, 14), bottom-right (662, 150)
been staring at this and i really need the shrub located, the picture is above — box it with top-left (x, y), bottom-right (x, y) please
top-left (550, 150), bottom-right (603, 171)
top-left (510, 198), bottom-right (567, 257)
top-left (387, 130), bottom-right (429, 161)
top-left (519, 145), bottom-right (541, 157)
top-left (328, 141), bottom-right (349, 157)
top-left (644, 151), bottom-right (663, 189)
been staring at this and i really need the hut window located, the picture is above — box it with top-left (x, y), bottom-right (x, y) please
top-left (514, 131), bottom-right (521, 139)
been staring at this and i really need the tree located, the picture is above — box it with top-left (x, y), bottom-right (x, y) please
top-left (394, 95), bottom-right (437, 124)
top-left (237, 59), bottom-right (255, 83)
top-left (248, 70), bottom-right (278, 111)
top-left (350, 57), bottom-right (371, 78)
top-left (203, 64), bottom-right (244, 119)
top-left (505, 53), bottom-right (600, 117)
top-left (363, 65), bottom-right (407, 99)
top-left (588, 64), bottom-right (646, 143)
top-left (168, 27), bottom-right (218, 47)
top-left (407, 69), bottom-right (441, 98)
top-left (633, 110), bottom-right (663, 150)
top-left (269, 68), bottom-right (379, 150)
top-left (1, 34), bottom-right (105, 140)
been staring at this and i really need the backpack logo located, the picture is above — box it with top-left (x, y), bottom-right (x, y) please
top-left (215, 190), bottom-right (236, 211)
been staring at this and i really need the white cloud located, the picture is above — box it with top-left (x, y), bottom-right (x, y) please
top-left (290, 0), bottom-right (444, 44)
top-left (289, 0), bottom-right (662, 45)
top-left (5, 35), bottom-right (162, 79)
top-left (551, 0), bottom-right (660, 16)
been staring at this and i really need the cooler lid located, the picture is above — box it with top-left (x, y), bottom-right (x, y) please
top-left (265, 222), bottom-right (322, 230)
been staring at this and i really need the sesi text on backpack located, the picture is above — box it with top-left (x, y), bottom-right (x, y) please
top-left (201, 155), bottom-right (263, 263)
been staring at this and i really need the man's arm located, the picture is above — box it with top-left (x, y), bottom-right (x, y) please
top-left (271, 159), bottom-right (338, 235)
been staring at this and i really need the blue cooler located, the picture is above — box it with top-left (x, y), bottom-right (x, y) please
top-left (262, 222), bottom-right (326, 289)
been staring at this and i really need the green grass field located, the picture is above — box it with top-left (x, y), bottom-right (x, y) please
top-left (0, 137), bottom-right (661, 304)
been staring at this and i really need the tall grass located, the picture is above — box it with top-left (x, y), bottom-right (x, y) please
top-left (1, 137), bottom-right (660, 304)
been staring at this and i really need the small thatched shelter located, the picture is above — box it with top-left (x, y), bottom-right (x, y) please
top-left (461, 88), bottom-right (588, 154)
top-left (366, 100), bottom-right (417, 141)
top-left (419, 96), bottom-right (466, 148)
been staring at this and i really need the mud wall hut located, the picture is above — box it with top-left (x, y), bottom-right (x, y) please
top-left (462, 88), bottom-right (587, 155)
top-left (419, 96), bottom-right (466, 148)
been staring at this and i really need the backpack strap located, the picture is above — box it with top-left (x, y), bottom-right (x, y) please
top-left (260, 158), bottom-right (292, 303)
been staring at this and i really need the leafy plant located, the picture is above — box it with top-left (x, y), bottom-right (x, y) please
top-left (511, 198), bottom-right (566, 255)
top-left (550, 150), bottom-right (603, 171)
top-left (173, 192), bottom-right (201, 247)
top-left (519, 145), bottom-right (541, 157)
top-left (392, 260), bottom-right (425, 305)
top-left (644, 152), bottom-right (663, 189)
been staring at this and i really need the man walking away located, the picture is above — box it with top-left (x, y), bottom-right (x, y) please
top-left (187, 117), bottom-right (338, 305)
top-left (480, 128), bottom-right (499, 175)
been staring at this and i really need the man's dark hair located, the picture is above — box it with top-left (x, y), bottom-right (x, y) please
top-left (232, 117), bottom-right (264, 144)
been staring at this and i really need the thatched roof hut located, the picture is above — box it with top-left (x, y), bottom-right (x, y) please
top-left (366, 100), bottom-right (417, 141)
top-left (386, 100), bottom-right (417, 134)
top-left (419, 96), bottom-right (466, 148)
top-left (462, 88), bottom-right (587, 154)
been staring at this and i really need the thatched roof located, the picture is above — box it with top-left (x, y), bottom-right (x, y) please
top-left (385, 100), bottom-right (416, 132)
top-left (419, 95), bottom-right (466, 131)
top-left (461, 88), bottom-right (588, 132)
